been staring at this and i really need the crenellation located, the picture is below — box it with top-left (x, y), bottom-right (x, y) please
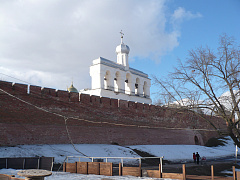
top-left (56, 90), bottom-right (69, 101)
top-left (0, 80), bottom-right (13, 92)
top-left (100, 97), bottom-right (111, 108)
top-left (143, 104), bottom-right (150, 110)
top-left (69, 92), bottom-right (79, 102)
top-left (118, 99), bottom-right (128, 108)
top-left (12, 82), bottom-right (28, 94)
top-left (110, 98), bottom-right (118, 108)
top-left (80, 93), bottom-right (91, 104)
top-left (91, 95), bottom-right (101, 106)
top-left (136, 102), bottom-right (143, 110)
top-left (41, 87), bottom-right (57, 97)
top-left (154, 106), bottom-right (165, 115)
top-left (30, 85), bottom-right (42, 95)
top-left (128, 101), bottom-right (137, 110)
top-left (149, 104), bottom-right (156, 111)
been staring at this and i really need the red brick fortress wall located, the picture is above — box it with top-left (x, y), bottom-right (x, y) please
top-left (0, 80), bottom-right (226, 146)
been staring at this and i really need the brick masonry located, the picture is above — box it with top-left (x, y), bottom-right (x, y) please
top-left (0, 80), bottom-right (226, 146)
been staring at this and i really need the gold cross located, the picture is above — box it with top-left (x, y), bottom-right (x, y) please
top-left (120, 30), bottom-right (124, 38)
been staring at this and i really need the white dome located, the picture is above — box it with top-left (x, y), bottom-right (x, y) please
top-left (116, 43), bottom-right (130, 54)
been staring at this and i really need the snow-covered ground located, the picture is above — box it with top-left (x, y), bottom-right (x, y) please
top-left (130, 138), bottom-right (237, 163)
top-left (0, 137), bottom-right (238, 179)
top-left (0, 137), bottom-right (237, 163)
top-left (0, 169), bottom-right (167, 180)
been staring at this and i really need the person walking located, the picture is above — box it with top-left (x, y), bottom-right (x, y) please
top-left (196, 152), bottom-right (200, 164)
top-left (193, 153), bottom-right (196, 163)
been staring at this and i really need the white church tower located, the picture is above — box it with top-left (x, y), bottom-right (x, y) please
top-left (82, 32), bottom-right (151, 104)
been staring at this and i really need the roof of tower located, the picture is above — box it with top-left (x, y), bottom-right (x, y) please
top-left (116, 32), bottom-right (130, 54)
top-left (67, 82), bottom-right (78, 93)
top-left (116, 43), bottom-right (130, 54)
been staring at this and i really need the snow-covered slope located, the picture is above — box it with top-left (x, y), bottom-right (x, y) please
top-left (130, 137), bottom-right (236, 162)
top-left (0, 137), bottom-right (237, 164)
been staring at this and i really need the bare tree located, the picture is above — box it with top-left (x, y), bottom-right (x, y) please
top-left (153, 34), bottom-right (240, 147)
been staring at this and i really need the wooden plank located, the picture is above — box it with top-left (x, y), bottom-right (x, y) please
top-left (63, 162), bottom-right (66, 172)
top-left (159, 164), bottom-right (162, 178)
top-left (211, 165), bottom-right (214, 180)
top-left (183, 164), bottom-right (186, 180)
top-left (88, 162), bottom-right (100, 175)
top-left (162, 172), bottom-right (183, 179)
top-left (237, 171), bottom-right (240, 180)
top-left (233, 166), bottom-right (236, 180)
top-left (65, 162), bottom-right (77, 173)
top-left (210, 177), bottom-right (232, 180)
top-left (186, 175), bottom-right (212, 179)
top-left (122, 167), bottom-right (141, 177)
top-left (186, 175), bottom-right (233, 180)
top-left (0, 174), bottom-right (11, 180)
top-left (0, 174), bottom-right (24, 180)
top-left (147, 170), bottom-right (159, 178)
top-left (99, 162), bottom-right (113, 176)
top-left (11, 177), bottom-right (25, 180)
top-left (77, 162), bottom-right (88, 174)
top-left (119, 163), bottom-right (122, 176)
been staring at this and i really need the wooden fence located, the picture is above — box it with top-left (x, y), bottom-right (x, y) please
top-left (63, 162), bottom-right (240, 179)
top-left (63, 162), bottom-right (113, 176)
top-left (147, 164), bottom-right (185, 179)
top-left (119, 163), bottom-right (141, 177)
top-left (147, 164), bottom-right (239, 180)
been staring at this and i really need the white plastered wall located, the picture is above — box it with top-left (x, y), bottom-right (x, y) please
top-left (88, 58), bottom-right (151, 104)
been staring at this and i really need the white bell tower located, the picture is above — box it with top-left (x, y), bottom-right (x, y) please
top-left (83, 31), bottom-right (152, 104)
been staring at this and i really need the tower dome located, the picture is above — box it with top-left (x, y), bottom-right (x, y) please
top-left (67, 82), bottom-right (78, 93)
top-left (116, 43), bottom-right (130, 54)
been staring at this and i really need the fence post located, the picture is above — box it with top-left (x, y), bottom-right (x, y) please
top-left (75, 162), bottom-right (78, 174)
top-left (63, 162), bottom-right (66, 172)
top-left (211, 165), bottom-right (214, 180)
top-left (159, 164), bottom-right (162, 178)
top-left (23, 158), bottom-right (25, 169)
top-left (139, 163), bottom-right (142, 177)
top-left (37, 158), bottom-right (40, 169)
top-left (233, 166), bottom-right (236, 180)
top-left (119, 163), bottom-right (122, 176)
top-left (182, 164), bottom-right (186, 180)
top-left (160, 157), bottom-right (163, 173)
top-left (110, 162), bottom-right (113, 176)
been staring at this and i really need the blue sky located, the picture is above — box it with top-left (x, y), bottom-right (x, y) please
top-left (0, 0), bottom-right (239, 103)
top-left (131, 0), bottom-right (240, 102)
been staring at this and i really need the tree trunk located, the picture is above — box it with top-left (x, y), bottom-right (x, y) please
top-left (228, 125), bottom-right (240, 148)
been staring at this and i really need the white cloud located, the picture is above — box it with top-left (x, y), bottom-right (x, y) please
top-left (0, 0), bottom-right (199, 91)
top-left (171, 7), bottom-right (202, 27)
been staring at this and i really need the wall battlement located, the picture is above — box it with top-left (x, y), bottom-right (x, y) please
top-left (0, 80), bottom-right (153, 111)
top-left (0, 80), bottom-right (226, 146)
